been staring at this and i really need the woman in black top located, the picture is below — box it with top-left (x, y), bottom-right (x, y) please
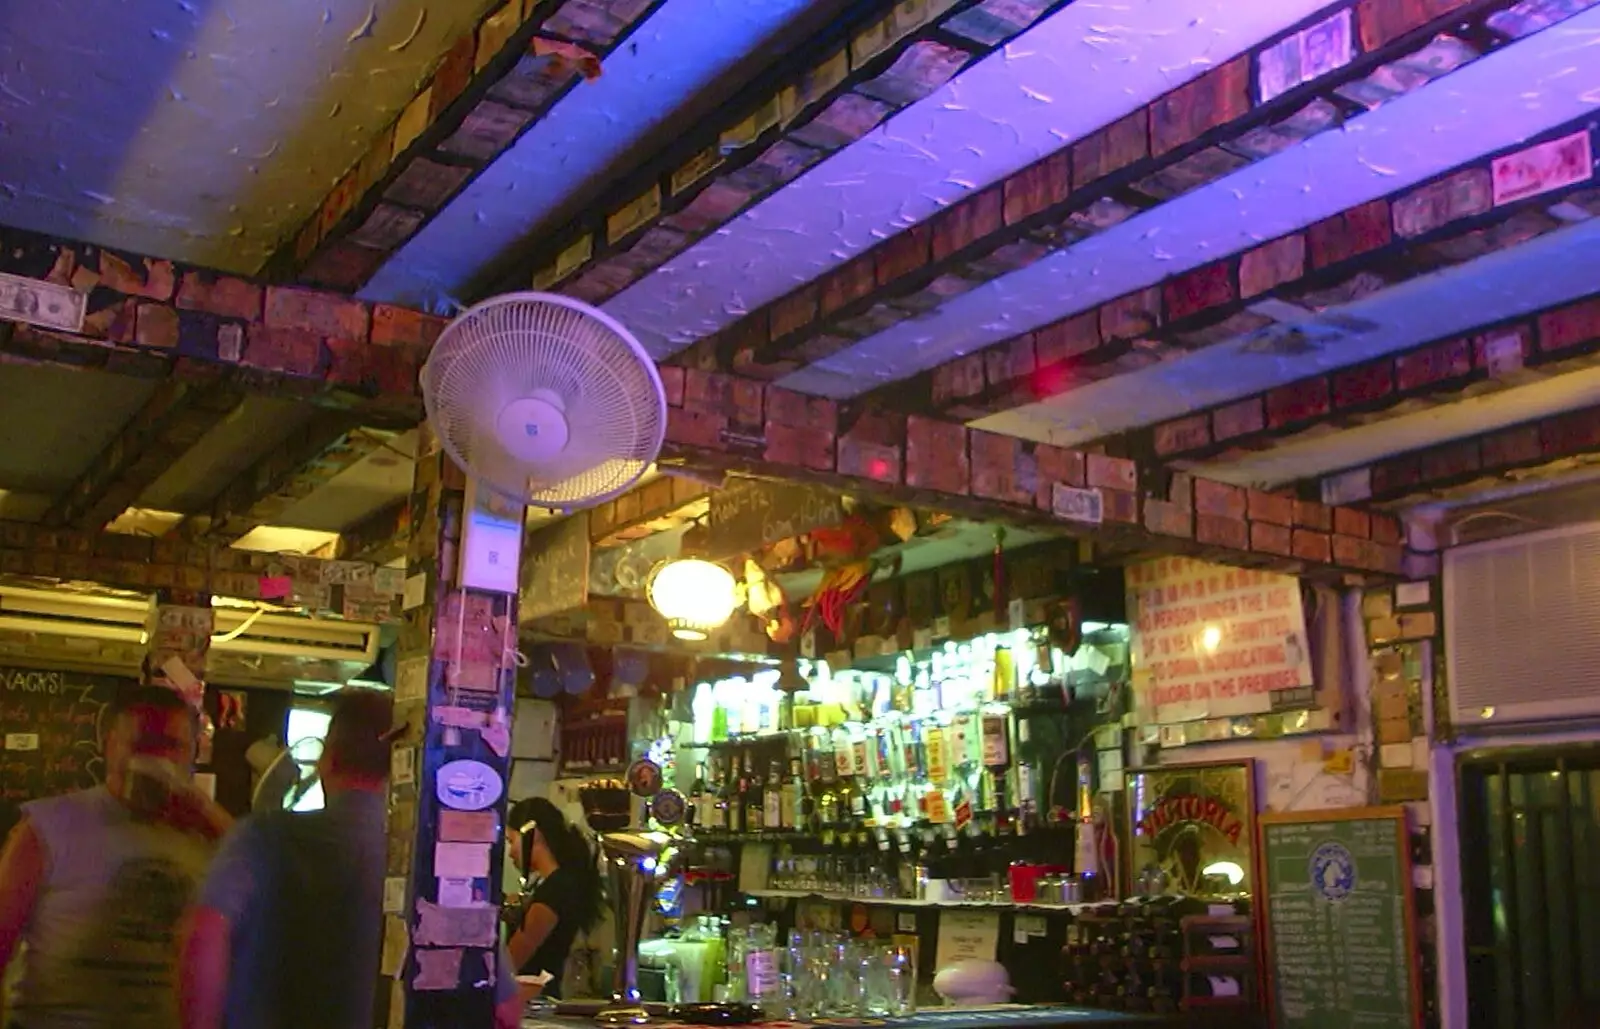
top-left (505, 798), bottom-right (605, 998)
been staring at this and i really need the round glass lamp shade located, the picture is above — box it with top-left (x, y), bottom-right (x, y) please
top-left (647, 559), bottom-right (738, 641)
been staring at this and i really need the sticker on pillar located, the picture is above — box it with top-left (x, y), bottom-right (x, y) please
top-left (435, 842), bottom-right (492, 878)
top-left (413, 947), bottom-right (464, 990)
top-left (380, 914), bottom-right (409, 977)
top-left (436, 759), bottom-right (503, 810)
top-left (627, 758), bottom-right (663, 797)
top-left (438, 877), bottom-right (476, 907)
top-left (415, 898), bottom-right (498, 947)
top-left (481, 707), bottom-right (511, 757)
top-left (391, 746), bottom-right (416, 786)
top-left (395, 656), bottom-right (429, 704)
top-left (383, 876), bottom-right (408, 914)
top-left (439, 810), bottom-right (499, 843)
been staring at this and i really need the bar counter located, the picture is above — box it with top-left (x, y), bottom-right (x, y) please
top-left (529, 1003), bottom-right (1158, 1028)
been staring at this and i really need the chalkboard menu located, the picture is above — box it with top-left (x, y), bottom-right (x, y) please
top-left (1259, 807), bottom-right (1421, 1029)
top-left (519, 512), bottom-right (591, 622)
top-left (0, 666), bottom-right (124, 841)
top-left (706, 480), bottom-right (844, 558)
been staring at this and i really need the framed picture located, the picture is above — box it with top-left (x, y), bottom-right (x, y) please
top-left (1126, 759), bottom-right (1257, 898)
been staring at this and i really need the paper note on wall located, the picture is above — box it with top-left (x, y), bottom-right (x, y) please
top-left (438, 877), bottom-right (475, 908)
top-left (435, 841), bottom-right (491, 878)
top-left (380, 915), bottom-right (409, 977)
top-left (439, 810), bottom-right (499, 843)
top-left (934, 910), bottom-right (1000, 970)
top-left (414, 899), bottom-right (498, 947)
top-left (413, 947), bottom-right (463, 991)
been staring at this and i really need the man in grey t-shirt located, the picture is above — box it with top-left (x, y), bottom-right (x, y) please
top-left (178, 689), bottom-right (395, 1029)
top-left (178, 689), bottom-right (523, 1029)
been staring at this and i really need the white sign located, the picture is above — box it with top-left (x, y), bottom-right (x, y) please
top-left (3, 733), bottom-right (40, 751)
top-left (1051, 484), bottom-right (1104, 525)
top-left (1129, 556), bottom-right (1314, 724)
top-left (934, 910), bottom-right (1000, 970)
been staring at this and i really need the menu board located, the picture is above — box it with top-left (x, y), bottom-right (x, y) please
top-left (706, 480), bottom-right (844, 558)
top-left (519, 512), bottom-right (590, 622)
top-left (1259, 807), bottom-right (1421, 1029)
top-left (0, 667), bottom-right (123, 840)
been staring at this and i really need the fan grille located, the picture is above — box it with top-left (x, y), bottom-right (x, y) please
top-left (421, 293), bottom-right (666, 509)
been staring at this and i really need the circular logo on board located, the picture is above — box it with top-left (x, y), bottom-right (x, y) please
top-left (651, 788), bottom-right (686, 826)
top-left (435, 759), bottom-right (504, 811)
top-left (1310, 840), bottom-right (1357, 902)
top-left (626, 758), bottom-right (664, 797)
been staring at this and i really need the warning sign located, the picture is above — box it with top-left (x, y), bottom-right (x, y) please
top-left (1129, 557), bottom-right (1313, 724)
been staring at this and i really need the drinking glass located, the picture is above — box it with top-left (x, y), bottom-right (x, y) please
top-left (882, 945), bottom-right (916, 1015)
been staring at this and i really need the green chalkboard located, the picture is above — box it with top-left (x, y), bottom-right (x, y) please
top-left (1258, 806), bottom-right (1420, 1029)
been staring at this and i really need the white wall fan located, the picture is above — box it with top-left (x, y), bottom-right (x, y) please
top-left (421, 292), bottom-right (667, 511)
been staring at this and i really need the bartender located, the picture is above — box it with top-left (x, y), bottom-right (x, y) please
top-left (505, 798), bottom-right (605, 999)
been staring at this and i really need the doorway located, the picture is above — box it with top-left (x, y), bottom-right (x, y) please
top-left (1458, 749), bottom-right (1600, 1028)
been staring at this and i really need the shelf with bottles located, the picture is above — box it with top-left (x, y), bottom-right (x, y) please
top-left (1060, 896), bottom-right (1233, 1015)
top-left (674, 622), bottom-right (1129, 847)
top-left (744, 886), bottom-right (1097, 913)
top-left (1177, 914), bottom-right (1256, 1012)
top-left (684, 621), bottom-right (1131, 746)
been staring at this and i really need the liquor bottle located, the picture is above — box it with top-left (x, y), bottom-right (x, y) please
top-left (781, 756), bottom-right (805, 830)
top-left (731, 752), bottom-right (749, 833)
top-left (980, 706), bottom-right (1010, 769)
top-left (689, 762), bottom-right (709, 829)
top-left (763, 759), bottom-right (783, 830)
top-left (744, 753), bottom-right (765, 832)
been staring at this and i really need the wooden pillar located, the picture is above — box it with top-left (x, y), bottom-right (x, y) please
top-left (381, 429), bottom-right (521, 1028)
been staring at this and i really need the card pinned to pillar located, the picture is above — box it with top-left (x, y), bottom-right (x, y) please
top-left (414, 898), bottom-right (498, 947)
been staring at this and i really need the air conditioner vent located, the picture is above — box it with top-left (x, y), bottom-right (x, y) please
top-left (1445, 520), bottom-right (1600, 728)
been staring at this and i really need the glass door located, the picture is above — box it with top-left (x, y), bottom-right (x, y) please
top-left (1459, 750), bottom-right (1600, 1028)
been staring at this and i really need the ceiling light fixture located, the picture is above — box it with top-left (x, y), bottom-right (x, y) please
top-left (647, 558), bottom-right (738, 641)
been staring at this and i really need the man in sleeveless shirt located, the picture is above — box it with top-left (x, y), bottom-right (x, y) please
top-left (0, 684), bottom-right (232, 1029)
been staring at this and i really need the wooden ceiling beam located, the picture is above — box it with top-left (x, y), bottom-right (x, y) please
top-left (0, 224), bottom-right (437, 425)
top-left (0, 520), bottom-right (404, 620)
top-left (44, 379), bottom-right (245, 530)
top-left (201, 417), bottom-right (397, 542)
top-left (1129, 292), bottom-right (1600, 471)
top-left (671, 0), bottom-right (1546, 388)
top-left (338, 499), bottom-right (410, 565)
top-left (657, 366), bottom-right (1423, 581)
top-left (1307, 401), bottom-right (1600, 510)
top-left (263, 0), bottom-right (670, 291)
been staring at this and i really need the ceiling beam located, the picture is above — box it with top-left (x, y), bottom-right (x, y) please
top-left (1132, 292), bottom-right (1600, 469)
top-left (202, 417), bottom-right (393, 542)
top-left (474, 0), bottom-right (1072, 303)
top-left (263, 0), bottom-right (668, 291)
top-left (659, 0), bottom-right (1533, 384)
top-left (44, 378), bottom-right (246, 530)
top-left (338, 499), bottom-right (411, 566)
top-left (0, 520), bottom-right (403, 620)
top-left (831, 120), bottom-right (1600, 427)
top-left (659, 366), bottom-right (1419, 581)
top-left (0, 224), bottom-right (437, 424)
top-left (1310, 400), bottom-right (1600, 509)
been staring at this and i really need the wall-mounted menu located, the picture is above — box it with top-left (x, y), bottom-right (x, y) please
top-left (0, 666), bottom-right (124, 841)
top-left (519, 512), bottom-right (590, 622)
top-left (706, 480), bottom-right (844, 559)
top-left (1259, 806), bottom-right (1420, 1029)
